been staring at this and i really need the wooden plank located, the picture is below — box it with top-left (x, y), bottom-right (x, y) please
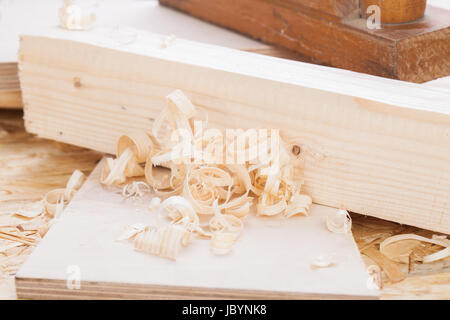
top-left (159, 0), bottom-right (450, 83)
top-left (15, 161), bottom-right (378, 300)
top-left (18, 28), bottom-right (450, 234)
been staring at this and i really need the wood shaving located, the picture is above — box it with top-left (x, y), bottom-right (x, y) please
top-left (148, 197), bottom-right (161, 211)
top-left (210, 232), bottom-right (237, 255)
top-left (103, 89), bottom-right (311, 258)
top-left (380, 234), bottom-right (450, 263)
top-left (122, 181), bottom-right (151, 198)
top-left (134, 225), bottom-right (186, 260)
top-left (101, 148), bottom-right (144, 186)
top-left (59, 0), bottom-right (97, 30)
top-left (43, 170), bottom-right (85, 217)
top-left (64, 169), bottom-right (85, 200)
top-left (326, 209), bottom-right (352, 235)
top-left (311, 254), bottom-right (336, 269)
top-left (12, 202), bottom-right (44, 219)
top-left (116, 223), bottom-right (147, 241)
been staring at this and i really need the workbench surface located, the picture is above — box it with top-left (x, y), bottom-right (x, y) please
top-left (0, 110), bottom-right (448, 299)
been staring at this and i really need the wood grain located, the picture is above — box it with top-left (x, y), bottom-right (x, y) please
top-left (361, 0), bottom-right (427, 24)
top-left (159, 0), bottom-right (450, 82)
top-left (0, 62), bottom-right (21, 108)
top-left (278, 0), bottom-right (360, 18)
top-left (18, 29), bottom-right (450, 234)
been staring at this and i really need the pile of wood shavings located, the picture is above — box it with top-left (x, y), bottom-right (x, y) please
top-left (103, 90), bottom-right (312, 259)
top-left (0, 170), bottom-right (85, 282)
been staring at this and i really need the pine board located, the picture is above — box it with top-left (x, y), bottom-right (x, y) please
top-left (18, 28), bottom-right (450, 234)
top-left (15, 161), bottom-right (378, 300)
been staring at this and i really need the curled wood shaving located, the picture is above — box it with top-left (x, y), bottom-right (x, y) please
top-left (326, 209), bottom-right (352, 235)
top-left (210, 232), bottom-right (237, 256)
top-left (122, 181), bottom-right (151, 198)
top-left (134, 225), bottom-right (186, 260)
top-left (310, 254), bottom-right (336, 269)
top-left (59, 0), bottom-right (97, 30)
top-left (116, 223), bottom-right (147, 241)
top-left (161, 196), bottom-right (199, 233)
top-left (380, 234), bottom-right (450, 263)
top-left (43, 188), bottom-right (71, 217)
top-left (13, 202), bottom-right (44, 219)
top-left (148, 197), bottom-right (161, 211)
top-left (118, 131), bottom-right (156, 164)
top-left (101, 148), bottom-right (144, 186)
top-left (64, 169), bottom-right (85, 199)
top-left (103, 89), bottom-right (312, 257)
top-left (43, 170), bottom-right (85, 217)
top-left (284, 194), bottom-right (312, 218)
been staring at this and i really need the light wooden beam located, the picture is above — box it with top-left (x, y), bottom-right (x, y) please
top-left (18, 28), bottom-right (450, 234)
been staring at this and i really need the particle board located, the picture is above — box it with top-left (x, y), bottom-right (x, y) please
top-left (15, 161), bottom-right (379, 300)
top-left (18, 28), bottom-right (450, 234)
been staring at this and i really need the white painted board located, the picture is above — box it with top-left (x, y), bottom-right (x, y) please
top-left (16, 161), bottom-right (378, 299)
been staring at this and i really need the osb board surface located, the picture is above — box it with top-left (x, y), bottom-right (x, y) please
top-left (0, 110), bottom-right (101, 299)
top-left (0, 110), bottom-right (449, 299)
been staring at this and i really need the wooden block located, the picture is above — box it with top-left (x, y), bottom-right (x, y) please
top-left (18, 28), bottom-right (450, 234)
top-left (159, 0), bottom-right (450, 83)
top-left (15, 161), bottom-right (378, 300)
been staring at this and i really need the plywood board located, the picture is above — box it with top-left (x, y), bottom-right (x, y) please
top-left (18, 28), bottom-right (450, 234)
top-left (15, 161), bottom-right (378, 299)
